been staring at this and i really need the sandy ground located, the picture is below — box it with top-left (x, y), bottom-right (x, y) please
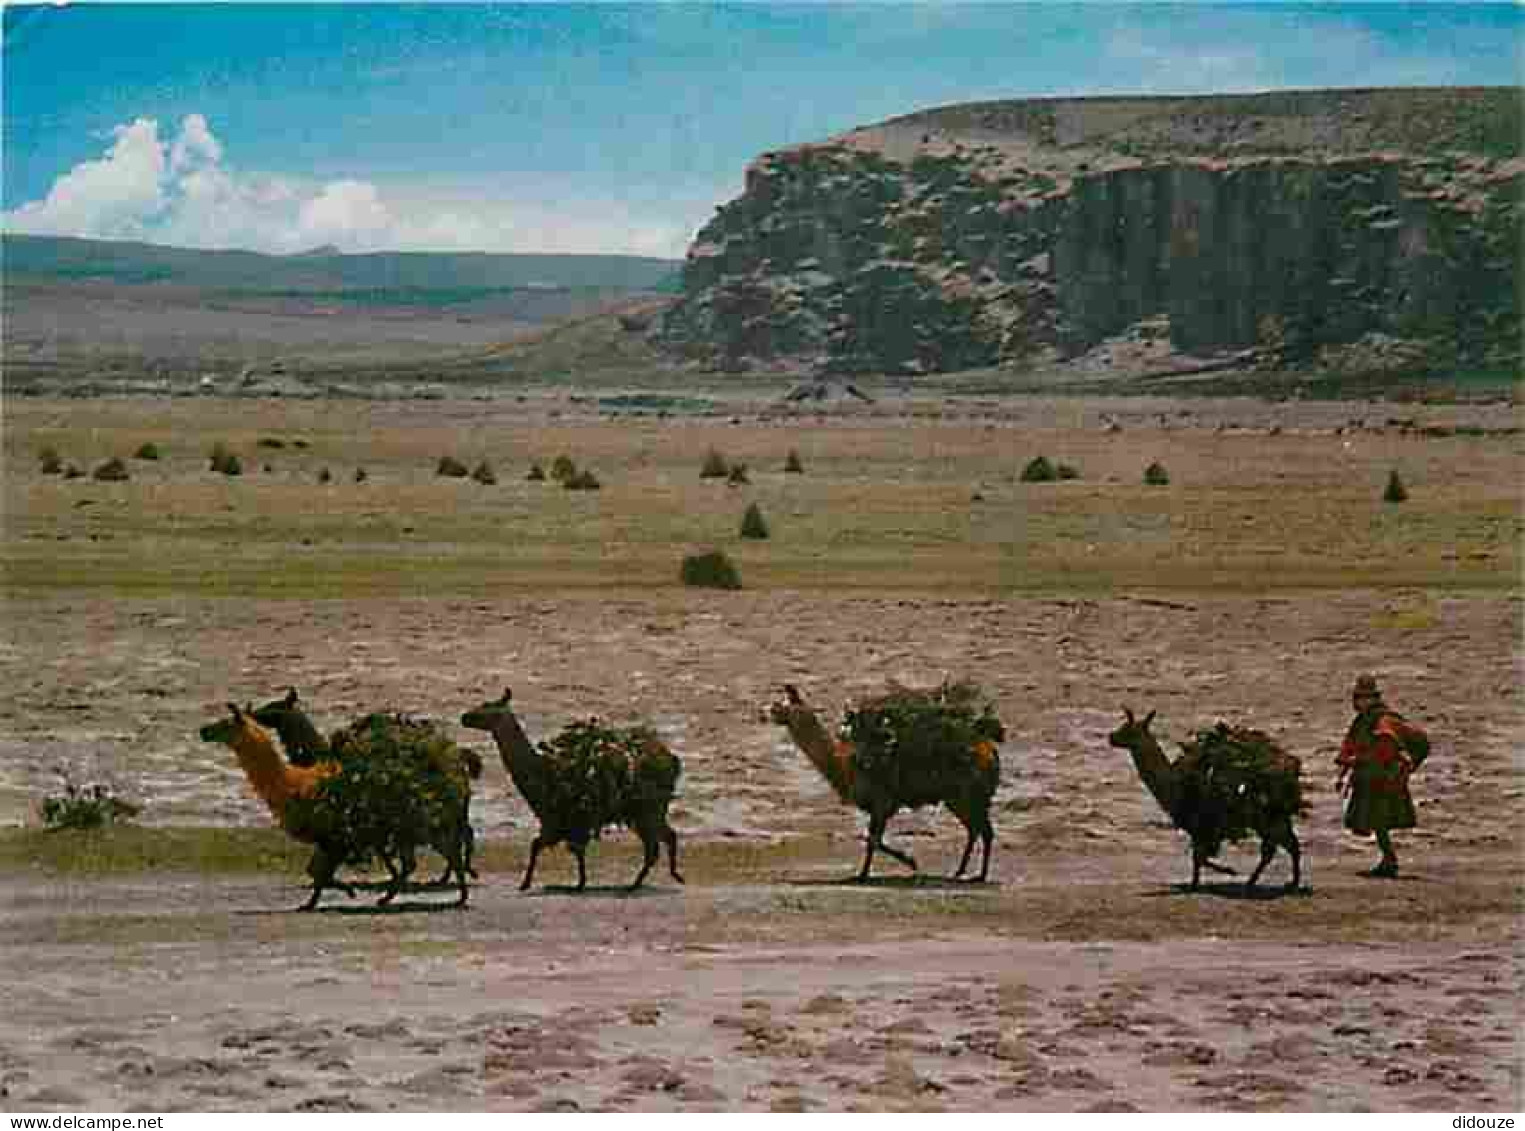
top-left (1, 589), bottom-right (1520, 1111)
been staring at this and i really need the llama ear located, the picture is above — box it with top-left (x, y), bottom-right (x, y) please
top-left (1143, 710), bottom-right (1156, 730)
top-left (228, 702), bottom-right (243, 720)
top-left (501, 687), bottom-right (513, 703)
top-left (1123, 707), bottom-right (1135, 725)
top-left (784, 684), bottom-right (803, 705)
top-left (284, 688), bottom-right (298, 706)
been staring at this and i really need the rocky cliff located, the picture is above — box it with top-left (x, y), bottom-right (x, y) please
top-left (660, 88), bottom-right (1521, 378)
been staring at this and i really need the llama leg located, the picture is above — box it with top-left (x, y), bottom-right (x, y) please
top-left (302, 846), bottom-right (338, 912)
top-left (570, 839), bottom-right (589, 892)
top-left (445, 836), bottom-right (469, 907)
top-left (1245, 838), bottom-right (1277, 890)
top-left (975, 817), bottom-right (994, 883)
top-left (629, 832), bottom-right (659, 892)
top-left (665, 825), bottom-right (683, 884)
top-left (1285, 830), bottom-right (1302, 890)
top-left (1189, 845), bottom-right (1204, 891)
top-left (520, 834), bottom-right (547, 891)
top-left (378, 845), bottom-right (408, 906)
top-left (858, 813), bottom-right (886, 882)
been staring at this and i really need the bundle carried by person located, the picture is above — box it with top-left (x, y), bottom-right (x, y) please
top-left (297, 711), bottom-right (474, 865)
top-left (840, 679), bottom-right (1005, 807)
top-left (536, 718), bottom-right (675, 836)
top-left (1171, 722), bottom-right (1304, 857)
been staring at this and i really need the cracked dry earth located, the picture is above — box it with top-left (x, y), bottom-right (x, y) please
top-left (1, 590), bottom-right (1521, 1111)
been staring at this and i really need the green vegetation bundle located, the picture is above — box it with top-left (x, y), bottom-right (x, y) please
top-left (841, 680), bottom-right (1005, 806)
top-left (700, 448), bottom-right (730, 479)
top-left (1057, 463), bottom-right (1080, 481)
top-left (92, 457), bottom-right (130, 482)
top-left (471, 460), bottom-right (497, 485)
top-left (40, 775), bottom-right (139, 831)
top-left (527, 462), bottom-right (547, 482)
top-left (304, 712), bottom-right (473, 868)
top-left (1384, 469), bottom-right (1408, 503)
top-left (726, 463), bottom-right (751, 486)
top-left (1144, 461), bottom-right (1170, 486)
top-left (784, 449), bottom-right (805, 474)
top-left (39, 448), bottom-right (63, 475)
top-left (354, 467), bottom-right (368, 484)
top-left (436, 455), bottom-right (469, 478)
top-left (1020, 455), bottom-right (1057, 482)
top-left (1171, 723), bottom-right (1303, 856)
top-left (551, 455), bottom-right (578, 483)
top-left (739, 502), bottom-right (770, 539)
top-left (533, 718), bottom-right (665, 835)
top-left (318, 467), bottom-right (333, 484)
top-left (681, 549), bottom-right (742, 590)
top-left (257, 437), bottom-right (286, 449)
top-left (564, 468), bottom-right (601, 491)
top-left (133, 442), bottom-right (161, 461)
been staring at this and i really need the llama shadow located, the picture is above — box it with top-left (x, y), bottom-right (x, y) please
top-left (234, 898), bottom-right (467, 917)
top-left (1146, 881), bottom-right (1313, 901)
top-left (527, 883), bottom-right (674, 898)
top-left (788, 874), bottom-right (999, 891)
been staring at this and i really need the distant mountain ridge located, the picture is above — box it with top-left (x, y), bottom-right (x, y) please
top-left (2, 234), bottom-right (682, 293)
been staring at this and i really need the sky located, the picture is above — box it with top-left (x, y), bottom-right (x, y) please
top-left (2, 3), bottom-right (1520, 259)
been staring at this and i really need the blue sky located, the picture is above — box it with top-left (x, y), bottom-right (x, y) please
top-left (3, 3), bottom-right (1519, 258)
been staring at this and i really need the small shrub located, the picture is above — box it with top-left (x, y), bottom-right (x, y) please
top-left (1384, 469), bottom-right (1409, 503)
top-left (63, 464), bottom-right (84, 479)
top-left (700, 448), bottom-right (730, 479)
top-left (471, 461), bottom-right (497, 485)
top-left (784, 449), bottom-right (805, 474)
top-left (92, 457), bottom-right (129, 482)
top-left (40, 775), bottom-right (139, 830)
top-left (527, 462), bottom-right (547, 482)
top-left (551, 454), bottom-right (578, 483)
top-left (318, 467), bottom-right (333, 484)
top-left (740, 502), bottom-right (770, 539)
top-left (133, 442), bottom-right (161, 461)
top-left (1057, 463), bottom-right (1080, 481)
top-left (39, 448), bottom-right (64, 475)
top-left (681, 549), bottom-right (742, 590)
top-left (726, 463), bottom-right (751, 486)
top-left (209, 443), bottom-right (241, 475)
top-left (437, 455), bottom-right (469, 478)
top-left (1020, 455), bottom-right (1058, 482)
top-left (354, 467), bottom-right (368, 484)
top-left (564, 469), bottom-right (601, 491)
top-left (256, 437), bottom-right (286, 449)
top-left (1144, 462), bottom-right (1170, 486)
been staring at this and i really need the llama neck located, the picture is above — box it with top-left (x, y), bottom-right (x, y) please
top-left (229, 725), bottom-right (309, 824)
top-left (783, 711), bottom-right (856, 803)
top-left (488, 713), bottom-right (549, 812)
top-left (1124, 732), bottom-right (1180, 816)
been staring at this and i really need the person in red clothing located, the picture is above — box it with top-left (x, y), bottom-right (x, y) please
top-left (1336, 674), bottom-right (1427, 878)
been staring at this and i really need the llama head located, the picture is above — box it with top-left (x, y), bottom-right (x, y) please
top-left (199, 702), bottom-right (262, 744)
top-left (766, 683), bottom-right (814, 728)
top-left (1107, 707), bottom-right (1157, 750)
top-left (461, 687), bottom-right (516, 732)
top-left (251, 686), bottom-right (304, 726)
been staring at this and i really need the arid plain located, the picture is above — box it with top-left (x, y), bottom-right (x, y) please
top-left (2, 389), bottom-right (1520, 1111)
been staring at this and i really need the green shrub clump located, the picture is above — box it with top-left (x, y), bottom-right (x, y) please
top-left (551, 455), bottom-right (578, 483)
top-left (40, 775), bottom-right (140, 831)
top-left (726, 463), bottom-right (751, 486)
top-left (92, 457), bottom-right (130, 482)
top-left (133, 442), bottom-right (161, 461)
top-left (39, 447), bottom-right (64, 475)
top-left (681, 549), bottom-right (742, 590)
top-left (1384, 469), bottom-right (1408, 503)
top-left (437, 455), bottom-right (469, 478)
top-left (527, 462), bottom-right (547, 482)
top-left (1020, 455), bottom-right (1057, 482)
top-left (700, 448), bottom-right (730, 479)
top-left (564, 468), bottom-right (601, 491)
top-left (471, 461), bottom-right (497, 485)
top-left (739, 502), bottom-right (770, 539)
top-left (784, 449), bottom-right (805, 474)
top-left (210, 443), bottom-right (241, 476)
top-left (1144, 461), bottom-right (1170, 486)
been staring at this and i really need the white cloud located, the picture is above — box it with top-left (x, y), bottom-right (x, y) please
top-left (4, 114), bottom-right (704, 257)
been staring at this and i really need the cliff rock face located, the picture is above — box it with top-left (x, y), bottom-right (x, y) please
top-left (660, 88), bottom-right (1521, 377)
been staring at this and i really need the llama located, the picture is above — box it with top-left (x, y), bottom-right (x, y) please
top-left (767, 683), bottom-right (1000, 883)
top-left (200, 703), bottom-right (470, 909)
top-left (460, 687), bottom-right (683, 892)
top-left (1108, 708), bottom-right (1304, 892)
top-left (251, 688), bottom-right (480, 887)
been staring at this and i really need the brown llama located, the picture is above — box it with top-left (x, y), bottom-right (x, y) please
top-left (251, 687), bottom-right (480, 886)
top-left (460, 687), bottom-right (682, 892)
top-left (200, 703), bottom-right (470, 910)
top-left (767, 683), bottom-right (1000, 883)
top-left (1108, 707), bottom-right (1304, 892)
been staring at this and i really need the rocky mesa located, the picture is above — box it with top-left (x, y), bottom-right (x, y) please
top-left (659, 88), bottom-right (1521, 379)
